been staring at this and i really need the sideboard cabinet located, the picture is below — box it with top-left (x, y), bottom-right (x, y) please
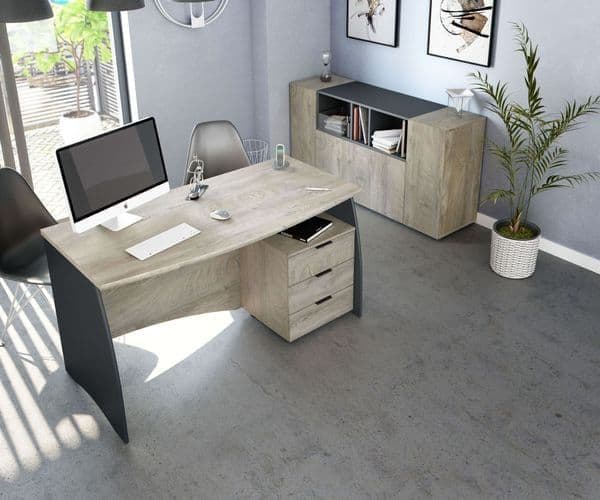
top-left (290, 77), bottom-right (486, 239)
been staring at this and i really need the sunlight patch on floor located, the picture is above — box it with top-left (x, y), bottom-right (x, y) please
top-left (115, 311), bottom-right (235, 383)
top-left (0, 280), bottom-right (101, 483)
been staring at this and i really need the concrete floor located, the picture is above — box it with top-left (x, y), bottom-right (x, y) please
top-left (0, 207), bottom-right (599, 499)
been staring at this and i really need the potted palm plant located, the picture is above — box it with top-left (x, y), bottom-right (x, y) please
top-left (27, 0), bottom-right (111, 144)
top-left (471, 24), bottom-right (600, 279)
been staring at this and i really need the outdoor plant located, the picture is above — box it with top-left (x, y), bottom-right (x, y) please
top-left (470, 23), bottom-right (600, 239)
top-left (21, 0), bottom-right (111, 118)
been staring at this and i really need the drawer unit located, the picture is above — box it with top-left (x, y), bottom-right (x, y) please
top-left (241, 214), bottom-right (355, 342)
top-left (289, 286), bottom-right (353, 341)
top-left (288, 231), bottom-right (354, 285)
top-left (289, 258), bottom-right (354, 313)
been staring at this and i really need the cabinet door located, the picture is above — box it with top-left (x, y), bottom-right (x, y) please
top-left (342, 140), bottom-right (372, 209)
top-left (404, 119), bottom-right (443, 238)
top-left (369, 153), bottom-right (405, 223)
top-left (290, 83), bottom-right (317, 165)
top-left (315, 130), bottom-right (345, 177)
top-left (316, 131), bottom-right (405, 223)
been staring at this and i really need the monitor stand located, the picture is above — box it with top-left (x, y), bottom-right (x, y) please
top-left (101, 212), bottom-right (143, 232)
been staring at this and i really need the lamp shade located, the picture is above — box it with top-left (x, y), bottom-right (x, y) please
top-left (0, 0), bottom-right (53, 23)
top-left (86, 0), bottom-right (145, 11)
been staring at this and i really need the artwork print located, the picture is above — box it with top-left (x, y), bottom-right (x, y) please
top-left (347, 0), bottom-right (399, 47)
top-left (427, 0), bottom-right (496, 67)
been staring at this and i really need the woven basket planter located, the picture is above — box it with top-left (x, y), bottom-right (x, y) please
top-left (490, 219), bottom-right (541, 279)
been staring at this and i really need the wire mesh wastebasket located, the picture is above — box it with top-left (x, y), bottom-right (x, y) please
top-left (243, 139), bottom-right (270, 164)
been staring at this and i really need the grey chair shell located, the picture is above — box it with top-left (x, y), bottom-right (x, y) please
top-left (183, 120), bottom-right (250, 184)
top-left (0, 168), bottom-right (56, 285)
top-left (0, 168), bottom-right (56, 347)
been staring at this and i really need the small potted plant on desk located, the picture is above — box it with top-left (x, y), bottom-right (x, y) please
top-left (470, 23), bottom-right (600, 279)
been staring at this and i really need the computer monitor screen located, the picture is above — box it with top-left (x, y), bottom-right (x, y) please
top-left (56, 118), bottom-right (168, 223)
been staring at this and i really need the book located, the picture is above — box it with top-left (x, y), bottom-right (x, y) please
top-left (352, 106), bottom-right (360, 141)
top-left (372, 137), bottom-right (400, 148)
top-left (280, 216), bottom-right (333, 243)
top-left (395, 134), bottom-right (402, 154)
top-left (373, 129), bottom-right (403, 138)
top-left (359, 107), bottom-right (368, 145)
top-left (372, 144), bottom-right (397, 154)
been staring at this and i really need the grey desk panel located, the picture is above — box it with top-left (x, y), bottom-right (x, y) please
top-left (319, 82), bottom-right (445, 119)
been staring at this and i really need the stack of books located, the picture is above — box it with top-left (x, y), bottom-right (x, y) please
top-left (324, 115), bottom-right (348, 136)
top-left (372, 129), bottom-right (403, 155)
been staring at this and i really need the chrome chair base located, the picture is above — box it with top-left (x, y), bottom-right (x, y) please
top-left (1, 282), bottom-right (46, 347)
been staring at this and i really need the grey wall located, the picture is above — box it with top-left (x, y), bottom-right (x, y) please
top-left (127, 0), bottom-right (330, 185)
top-left (331, 0), bottom-right (600, 259)
top-left (126, 0), bottom-right (256, 185)
top-left (256, 0), bottom-right (331, 149)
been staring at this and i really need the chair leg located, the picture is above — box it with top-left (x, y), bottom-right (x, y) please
top-left (1, 283), bottom-right (44, 347)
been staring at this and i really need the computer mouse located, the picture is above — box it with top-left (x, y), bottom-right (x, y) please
top-left (210, 210), bottom-right (231, 221)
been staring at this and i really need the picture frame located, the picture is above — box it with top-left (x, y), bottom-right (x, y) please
top-left (347, 0), bottom-right (400, 48)
top-left (427, 0), bottom-right (497, 67)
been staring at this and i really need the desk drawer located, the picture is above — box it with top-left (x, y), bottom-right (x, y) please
top-left (288, 259), bottom-right (354, 314)
top-left (288, 231), bottom-right (355, 285)
top-left (289, 286), bottom-right (353, 341)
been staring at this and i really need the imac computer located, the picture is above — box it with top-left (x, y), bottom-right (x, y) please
top-left (56, 117), bottom-right (170, 233)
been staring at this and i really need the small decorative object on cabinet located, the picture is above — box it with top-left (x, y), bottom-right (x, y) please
top-left (446, 88), bottom-right (474, 116)
top-left (290, 76), bottom-right (486, 240)
top-left (471, 24), bottom-right (600, 279)
top-left (321, 50), bottom-right (332, 82)
top-left (427, 0), bottom-right (497, 67)
top-left (347, 0), bottom-right (399, 47)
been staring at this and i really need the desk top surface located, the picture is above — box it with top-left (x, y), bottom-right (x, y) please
top-left (42, 158), bottom-right (360, 291)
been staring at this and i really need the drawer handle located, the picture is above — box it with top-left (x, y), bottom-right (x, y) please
top-left (315, 240), bottom-right (333, 250)
top-left (314, 268), bottom-right (332, 278)
top-left (315, 295), bottom-right (332, 306)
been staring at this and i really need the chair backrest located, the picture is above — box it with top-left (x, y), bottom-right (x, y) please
top-left (183, 120), bottom-right (250, 184)
top-left (0, 168), bottom-right (55, 273)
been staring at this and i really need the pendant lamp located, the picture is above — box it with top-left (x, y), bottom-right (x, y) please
top-left (86, 0), bottom-right (145, 11)
top-left (0, 0), bottom-right (54, 23)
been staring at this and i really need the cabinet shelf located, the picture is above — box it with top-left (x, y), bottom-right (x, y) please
top-left (316, 127), bottom-right (406, 163)
top-left (317, 86), bottom-right (411, 160)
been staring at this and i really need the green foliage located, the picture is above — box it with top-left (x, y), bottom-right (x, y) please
top-left (470, 23), bottom-right (600, 237)
top-left (21, 0), bottom-right (111, 115)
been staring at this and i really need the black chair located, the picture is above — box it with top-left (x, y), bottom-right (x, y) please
top-left (0, 168), bottom-right (56, 347)
top-left (183, 120), bottom-right (250, 184)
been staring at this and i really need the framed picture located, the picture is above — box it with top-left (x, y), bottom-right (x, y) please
top-left (347, 0), bottom-right (400, 48)
top-left (427, 0), bottom-right (497, 67)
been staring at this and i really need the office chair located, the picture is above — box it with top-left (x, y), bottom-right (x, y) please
top-left (183, 120), bottom-right (251, 184)
top-left (0, 168), bottom-right (56, 347)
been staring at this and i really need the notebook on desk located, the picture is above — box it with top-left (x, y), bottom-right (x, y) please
top-left (280, 216), bottom-right (333, 243)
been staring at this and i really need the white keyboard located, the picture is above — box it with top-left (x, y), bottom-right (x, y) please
top-left (126, 223), bottom-right (201, 261)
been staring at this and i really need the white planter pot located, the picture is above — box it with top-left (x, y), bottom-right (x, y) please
top-left (59, 112), bottom-right (102, 145)
top-left (490, 219), bottom-right (541, 279)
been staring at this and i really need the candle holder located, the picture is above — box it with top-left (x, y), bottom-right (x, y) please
top-left (446, 88), bottom-right (474, 117)
top-left (321, 50), bottom-right (332, 83)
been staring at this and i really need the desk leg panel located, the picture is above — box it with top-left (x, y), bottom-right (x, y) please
top-left (327, 199), bottom-right (363, 317)
top-left (45, 242), bottom-right (129, 443)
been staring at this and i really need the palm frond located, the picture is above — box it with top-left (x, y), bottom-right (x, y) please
top-left (533, 172), bottom-right (600, 194)
top-left (483, 189), bottom-right (516, 205)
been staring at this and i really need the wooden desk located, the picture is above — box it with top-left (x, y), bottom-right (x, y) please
top-left (42, 158), bottom-right (362, 442)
